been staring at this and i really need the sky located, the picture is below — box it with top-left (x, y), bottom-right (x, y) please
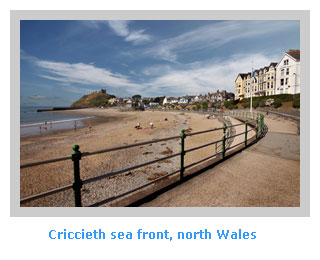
top-left (20, 20), bottom-right (300, 106)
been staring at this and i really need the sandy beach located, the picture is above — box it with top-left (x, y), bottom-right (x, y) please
top-left (20, 108), bottom-right (225, 207)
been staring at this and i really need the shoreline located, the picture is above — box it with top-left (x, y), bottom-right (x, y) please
top-left (20, 108), bottom-right (224, 207)
top-left (20, 108), bottom-right (132, 140)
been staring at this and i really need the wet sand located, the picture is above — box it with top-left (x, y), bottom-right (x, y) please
top-left (20, 108), bottom-right (224, 207)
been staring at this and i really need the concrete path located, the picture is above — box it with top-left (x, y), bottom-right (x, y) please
top-left (141, 114), bottom-right (300, 207)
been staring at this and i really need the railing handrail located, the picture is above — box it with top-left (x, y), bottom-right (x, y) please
top-left (20, 122), bottom-right (242, 169)
top-left (20, 110), bottom-right (266, 206)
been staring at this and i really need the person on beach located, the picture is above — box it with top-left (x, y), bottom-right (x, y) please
top-left (89, 124), bottom-right (92, 131)
top-left (50, 121), bottom-right (52, 128)
top-left (73, 121), bottom-right (77, 131)
top-left (135, 122), bottom-right (141, 130)
top-left (150, 122), bottom-right (154, 129)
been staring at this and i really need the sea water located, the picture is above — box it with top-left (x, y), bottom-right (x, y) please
top-left (20, 106), bottom-right (94, 137)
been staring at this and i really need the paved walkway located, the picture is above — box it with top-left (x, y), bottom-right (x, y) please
top-left (141, 114), bottom-right (300, 207)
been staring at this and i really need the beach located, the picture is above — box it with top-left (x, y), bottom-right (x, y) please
top-left (20, 108), bottom-right (225, 207)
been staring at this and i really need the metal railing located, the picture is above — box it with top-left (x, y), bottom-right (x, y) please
top-left (20, 112), bottom-right (266, 207)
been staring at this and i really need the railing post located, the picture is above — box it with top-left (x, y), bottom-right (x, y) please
top-left (256, 117), bottom-right (259, 139)
top-left (71, 145), bottom-right (83, 207)
top-left (179, 129), bottom-right (186, 181)
top-left (245, 120), bottom-right (248, 146)
top-left (260, 114), bottom-right (263, 134)
top-left (222, 123), bottom-right (226, 159)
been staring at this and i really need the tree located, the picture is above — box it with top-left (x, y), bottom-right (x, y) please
top-left (274, 99), bottom-right (282, 108)
top-left (132, 95), bottom-right (141, 101)
top-left (132, 95), bottom-right (141, 107)
top-left (201, 101), bottom-right (208, 110)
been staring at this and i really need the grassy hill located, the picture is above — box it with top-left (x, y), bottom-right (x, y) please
top-left (70, 91), bottom-right (116, 108)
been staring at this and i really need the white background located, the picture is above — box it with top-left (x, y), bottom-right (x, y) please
top-left (1, 1), bottom-right (319, 259)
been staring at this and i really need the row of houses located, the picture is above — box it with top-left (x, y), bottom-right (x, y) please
top-left (235, 50), bottom-right (300, 100)
top-left (163, 90), bottom-right (234, 105)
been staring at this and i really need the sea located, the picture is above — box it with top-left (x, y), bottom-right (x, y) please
top-left (20, 106), bottom-right (94, 137)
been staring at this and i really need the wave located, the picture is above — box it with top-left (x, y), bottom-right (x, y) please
top-left (20, 116), bottom-right (94, 128)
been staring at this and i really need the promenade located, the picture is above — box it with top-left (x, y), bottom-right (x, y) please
top-left (141, 113), bottom-right (300, 207)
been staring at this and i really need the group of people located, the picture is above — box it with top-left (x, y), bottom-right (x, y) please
top-left (39, 121), bottom-right (93, 133)
top-left (39, 121), bottom-right (52, 132)
top-left (74, 121), bottom-right (92, 131)
top-left (135, 122), bottom-right (154, 130)
top-left (134, 117), bottom-right (169, 130)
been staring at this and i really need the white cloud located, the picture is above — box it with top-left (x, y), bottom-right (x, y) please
top-left (142, 64), bottom-right (172, 76)
top-left (23, 51), bottom-right (282, 99)
top-left (34, 59), bottom-right (140, 89)
top-left (141, 52), bottom-right (281, 96)
top-left (29, 95), bottom-right (46, 99)
top-left (107, 20), bottom-right (130, 37)
top-left (144, 20), bottom-right (298, 62)
top-left (107, 20), bottom-right (151, 44)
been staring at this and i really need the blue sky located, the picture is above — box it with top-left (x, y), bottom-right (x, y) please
top-left (20, 20), bottom-right (300, 106)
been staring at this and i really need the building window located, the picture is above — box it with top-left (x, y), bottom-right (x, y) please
top-left (271, 82), bottom-right (274, 88)
top-left (267, 82), bottom-right (270, 89)
top-left (286, 68), bottom-right (289, 75)
top-left (267, 91), bottom-right (269, 96)
top-left (281, 79), bottom-right (284, 86)
top-left (281, 69), bottom-right (284, 76)
top-left (285, 78), bottom-right (289, 85)
top-left (238, 90), bottom-right (240, 94)
top-left (284, 59), bottom-right (289, 65)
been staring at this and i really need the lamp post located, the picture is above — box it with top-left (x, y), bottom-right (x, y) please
top-left (293, 72), bottom-right (297, 94)
top-left (250, 61), bottom-right (253, 114)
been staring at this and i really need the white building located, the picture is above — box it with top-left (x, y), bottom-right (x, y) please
top-left (194, 95), bottom-right (205, 102)
top-left (163, 97), bottom-right (179, 105)
top-left (178, 97), bottom-right (188, 104)
top-left (275, 50), bottom-right (300, 95)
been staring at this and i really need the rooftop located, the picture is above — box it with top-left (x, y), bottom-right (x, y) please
top-left (286, 49), bottom-right (300, 61)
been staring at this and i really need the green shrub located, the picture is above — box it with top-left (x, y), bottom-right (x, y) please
top-left (224, 100), bottom-right (233, 109)
top-left (259, 100), bottom-right (266, 107)
top-left (274, 99), bottom-right (282, 108)
top-left (242, 102), bottom-right (250, 108)
top-left (229, 104), bottom-right (238, 110)
top-left (201, 101), bottom-right (208, 110)
top-left (277, 94), bottom-right (293, 102)
top-left (253, 100), bottom-right (259, 109)
top-left (293, 97), bottom-right (300, 108)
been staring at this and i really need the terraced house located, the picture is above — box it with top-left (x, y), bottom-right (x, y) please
top-left (234, 50), bottom-right (300, 100)
top-left (235, 63), bottom-right (277, 100)
top-left (234, 73), bottom-right (247, 100)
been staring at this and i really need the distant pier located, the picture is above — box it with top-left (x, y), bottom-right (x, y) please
top-left (37, 107), bottom-right (82, 112)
